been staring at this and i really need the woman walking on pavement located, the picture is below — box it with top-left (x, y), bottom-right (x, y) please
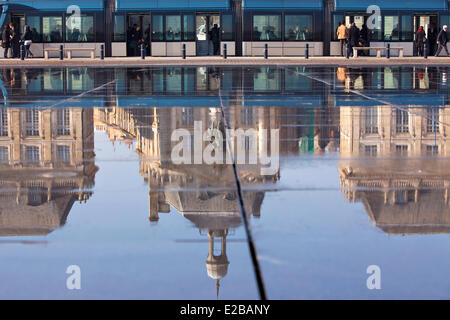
top-left (21, 25), bottom-right (34, 58)
top-left (416, 26), bottom-right (426, 56)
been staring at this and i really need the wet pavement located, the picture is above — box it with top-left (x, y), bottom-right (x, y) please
top-left (0, 66), bottom-right (449, 299)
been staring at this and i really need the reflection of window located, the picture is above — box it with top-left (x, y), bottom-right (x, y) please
top-left (26, 16), bottom-right (42, 42)
top-left (395, 109), bottom-right (409, 133)
top-left (285, 15), bottom-right (312, 41)
top-left (57, 109), bottom-right (71, 135)
top-left (395, 145), bottom-right (408, 156)
top-left (66, 15), bottom-right (94, 42)
top-left (28, 187), bottom-right (44, 206)
top-left (25, 146), bottom-right (40, 163)
top-left (181, 108), bottom-right (194, 126)
top-left (166, 16), bottom-right (181, 41)
top-left (113, 15), bottom-right (126, 41)
top-left (43, 17), bottom-right (62, 42)
top-left (44, 70), bottom-right (64, 91)
top-left (384, 16), bottom-right (399, 41)
top-left (427, 109), bottom-right (439, 133)
top-left (241, 108), bottom-right (254, 126)
top-left (426, 145), bottom-right (438, 155)
top-left (0, 146), bottom-right (8, 163)
top-left (57, 145), bottom-right (70, 163)
top-left (222, 14), bottom-right (233, 41)
top-left (365, 107), bottom-right (378, 134)
top-left (253, 68), bottom-right (280, 91)
top-left (285, 69), bottom-right (312, 91)
top-left (166, 68), bottom-right (182, 92)
top-left (0, 109), bottom-right (8, 136)
top-left (364, 145), bottom-right (377, 157)
top-left (253, 15), bottom-right (281, 41)
top-left (152, 15), bottom-right (164, 41)
top-left (183, 15), bottom-right (195, 41)
top-left (25, 109), bottom-right (39, 136)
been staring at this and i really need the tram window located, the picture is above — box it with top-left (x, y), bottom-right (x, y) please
top-left (221, 14), bottom-right (233, 41)
top-left (440, 15), bottom-right (450, 37)
top-left (401, 16), bottom-right (413, 41)
top-left (384, 16), bottom-right (399, 41)
top-left (152, 15), bottom-right (164, 41)
top-left (332, 14), bottom-right (344, 41)
top-left (166, 15), bottom-right (181, 41)
top-left (114, 15), bottom-right (126, 41)
top-left (66, 15), bottom-right (94, 42)
top-left (369, 15), bottom-right (382, 41)
top-left (183, 15), bottom-right (195, 41)
top-left (285, 15), bottom-right (312, 41)
top-left (253, 15), bottom-right (281, 41)
top-left (43, 17), bottom-right (62, 42)
top-left (26, 16), bottom-right (41, 42)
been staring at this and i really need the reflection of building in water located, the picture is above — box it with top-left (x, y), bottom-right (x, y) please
top-left (95, 102), bottom-right (279, 295)
top-left (339, 104), bottom-right (450, 235)
top-left (0, 108), bottom-right (97, 236)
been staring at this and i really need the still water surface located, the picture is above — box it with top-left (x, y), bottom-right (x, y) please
top-left (0, 66), bottom-right (449, 299)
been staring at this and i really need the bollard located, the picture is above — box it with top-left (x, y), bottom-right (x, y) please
top-left (141, 44), bottom-right (145, 60)
top-left (305, 43), bottom-right (309, 59)
top-left (20, 44), bottom-right (25, 60)
top-left (59, 45), bottom-right (64, 60)
top-left (386, 43), bottom-right (390, 59)
top-left (100, 44), bottom-right (104, 60)
top-left (424, 42), bottom-right (428, 59)
top-left (182, 43), bottom-right (186, 59)
top-left (223, 43), bottom-right (227, 59)
top-left (264, 43), bottom-right (268, 59)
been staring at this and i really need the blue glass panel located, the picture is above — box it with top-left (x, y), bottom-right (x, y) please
top-left (334, 0), bottom-right (448, 11)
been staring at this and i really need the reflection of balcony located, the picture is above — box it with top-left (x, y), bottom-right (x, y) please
top-left (339, 104), bottom-right (450, 235)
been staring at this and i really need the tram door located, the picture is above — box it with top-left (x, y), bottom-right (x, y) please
top-left (11, 14), bottom-right (25, 35)
top-left (127, 14), bottom-right (151, 56)
top-left (414, 15), bottom-right (438, 39)
top-left (196, 15), bottom-right (220, 56)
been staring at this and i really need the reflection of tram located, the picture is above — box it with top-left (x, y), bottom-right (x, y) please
top-left (2, 1), bottom-right (450, 57)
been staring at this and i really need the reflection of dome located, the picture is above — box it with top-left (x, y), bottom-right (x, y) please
top-left (206, 229), bottom-right (230, 298)
top-left (206, 260), bottom-right (229, 280)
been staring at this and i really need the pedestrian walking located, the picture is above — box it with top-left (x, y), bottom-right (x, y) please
top-left (9, 23), bottom-right (20, 58)
top-left (209, 24), bottom-right (221, 56)
top-left (348, 23), bottom-right (360, 57)
top-left (416, 26), bottom-right (426, 56)
top-left (21, 25), bottom-right (34, 58)
top-left (1, 25), bottom-right (11, 59)
top-left (336, 21), bottom-right (348, 56)
top-left (435, 25), bottom-right (450, 56)
top-left (428, 23), bottom-right (438, 56)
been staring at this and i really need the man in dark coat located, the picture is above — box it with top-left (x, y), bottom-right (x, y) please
top-left (428, 23), bottom-right (438, 56)
top-left (2, 25), bottom-right (11, 58)
top-left (348, 23), bottom-right (360, 57)
top-left (9, 23), bottom-right (20, 58)
top-left (435, 25), bottom-right (450, 56)
top-left (209, 24), bottom-right (221, 56)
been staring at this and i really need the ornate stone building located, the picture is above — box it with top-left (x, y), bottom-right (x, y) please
top-left (0, 107), bottom-right (97, 236)
top-left (339, 103), bottom-right (450, 235)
